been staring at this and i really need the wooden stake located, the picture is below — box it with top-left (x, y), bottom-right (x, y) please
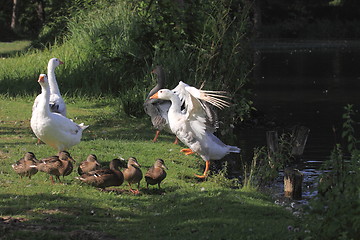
top-left (284, 168), bottom-right (303, 200)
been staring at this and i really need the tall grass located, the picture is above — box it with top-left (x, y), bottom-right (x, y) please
top-left (0, 0), bottom-right (252, 120)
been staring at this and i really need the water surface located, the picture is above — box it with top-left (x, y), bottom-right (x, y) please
top-left (238, 40), bottom-right (360, 199)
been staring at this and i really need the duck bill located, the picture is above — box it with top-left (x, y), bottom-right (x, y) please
top-left (150, 92), bottom-right (159, 99)
top-left (59, 60), bottom-right (64, 65)
top-left (162, 164), bottom-right (168, 170)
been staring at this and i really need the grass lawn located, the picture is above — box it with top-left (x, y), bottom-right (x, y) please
top-left (0, 40), bottom-right (32, 57)
top-left (0, 95), bottom-right (302, 240)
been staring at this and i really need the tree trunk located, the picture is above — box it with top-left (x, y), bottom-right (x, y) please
top-left (11, 0), bottom-right (19, 31)
top-left (253, 0), bottom-right (262, 38)
top-left (36, 0), bottom-right (45, 25)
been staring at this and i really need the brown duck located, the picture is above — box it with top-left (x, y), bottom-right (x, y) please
top-left (37, 151), bottom-right (75, 183)
top-left (12, 152), bottom-right (38, 179)
top-left (122, 157), bottom-right (143, 194)
top-left (77, 154), bottom-right (101, 175)
top-left (77, 158), bottom-right (126, 188)
top-left (145, 159), bottom-right (168, 189)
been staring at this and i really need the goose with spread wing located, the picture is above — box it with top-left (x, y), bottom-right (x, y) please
top-left (150, 82), bottom-right (240, 178)
top-left (143, 66), bottom-right (177, 143)
top-left (32, 58), bottom-right (66, 116)
top-left (31, 74), bottom-right (88, 152)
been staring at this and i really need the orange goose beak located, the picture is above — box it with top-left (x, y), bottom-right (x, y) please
top-left (150, 92), bottom-right (159, 99)
top-left (38, 75), bottom-right (45, 83)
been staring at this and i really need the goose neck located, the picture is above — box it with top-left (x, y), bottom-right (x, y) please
top-left (38, 84), bottom-right (51, 115)
top-left (168, 94), bottom-right (182, 113)
top-left (47, 66), bottom-right (60, 94)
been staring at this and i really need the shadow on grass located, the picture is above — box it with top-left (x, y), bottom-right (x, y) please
top-left (0, 186), bottom-right (296, 240)
top-left (0, 192), bottom-right (130, 240)
top-left (80, 111), bottom-right (175, 142)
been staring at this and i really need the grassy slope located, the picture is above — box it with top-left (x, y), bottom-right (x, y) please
top-left (0, 41), bottom-right (31, 57)
top-left (0, 96), bottom-right (301, 240)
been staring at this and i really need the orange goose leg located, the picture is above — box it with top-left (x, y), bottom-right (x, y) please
top-left (194, 160), bottom-right (210, 179)
top-left (152, 130), bottom-right (161, 142)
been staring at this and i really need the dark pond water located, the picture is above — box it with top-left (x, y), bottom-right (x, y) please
top-left (236, 40), bottom-right (360, 201)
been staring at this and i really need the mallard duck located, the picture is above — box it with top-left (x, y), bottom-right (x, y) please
top-left (32, 58), bottom-right (66, 116)
top-left (77, 159), bottom-right (126, 188)
top-left (122, 157), bottom-right (143, 194)
top-left (11, 152), bottom-right (38, 179)
top-left (77, 154), bottom-right (101, 175)
top-left (30, 74), bottom-right (88, 152)
top-left (145, 159), bottom-right (168, 189)
top-left (36, 151), bottom-right (75, 183)
top-left (150, 83), bottom-right (240, 178)
top-left (144, 66), bottom-right (178, 144)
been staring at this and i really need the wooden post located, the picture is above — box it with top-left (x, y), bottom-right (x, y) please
top-left (266, 130), bottom-right (279, 155)
top-left (291, 126), bottom-right (310, 156)
top-left (284, 168), bottom-right (303, 200)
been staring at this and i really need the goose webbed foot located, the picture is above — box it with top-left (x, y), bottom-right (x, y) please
top-left (180, 148), bottom-right (195, 155)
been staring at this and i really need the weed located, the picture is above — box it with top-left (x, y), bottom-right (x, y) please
top-left (306, 105), bottom-right (360, 239)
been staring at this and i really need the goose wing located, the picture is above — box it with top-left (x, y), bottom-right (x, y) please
top-left (173, 82), bottom-right (228, 133)
top-left (172, 82), bottom-right (230, 136)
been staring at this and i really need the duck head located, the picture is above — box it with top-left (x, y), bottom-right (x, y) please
top-left (59, 151), bottom-right (75, 163)
top-left (154, 158), bottom-right (168, 170)
top-left (127, 157), bottom-right (141, 168)
top-left (86, 154), bottom-right (98, 162)
top-left (24, 152), bottom-right (37, 161)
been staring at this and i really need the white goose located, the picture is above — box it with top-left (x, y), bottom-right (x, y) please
top-left (150, 82), bottom-right (240, 178)
top-left (32, 58), bottom-right (66, 116)
top-left (31, 74), bottom-right (88, 152)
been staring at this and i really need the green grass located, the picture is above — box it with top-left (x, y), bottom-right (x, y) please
top-left (0, 40), bottom-right (32, 57)
top-left (0, 95), bottom-right (302, 239)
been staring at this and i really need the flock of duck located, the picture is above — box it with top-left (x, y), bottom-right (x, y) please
top-left (12, 151), bottom-right (167, 193)
top-left (12, 57), bottom-right (240, 192)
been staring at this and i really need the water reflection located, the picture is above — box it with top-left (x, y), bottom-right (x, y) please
top-left (238, 40), bottom-right (360, 199)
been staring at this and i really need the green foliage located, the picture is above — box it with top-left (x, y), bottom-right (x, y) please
top-left (306, 105), bottom-right (360, 240)
top-left (0, 0), bottom-right (252, 121)
top-left (342, 104), bottom-right (358, 152)
top-left (242, 132), bottom-right (295, 188)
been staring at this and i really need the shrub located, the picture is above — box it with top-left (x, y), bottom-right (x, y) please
top-left (306, 105), bottom-right (360, 239)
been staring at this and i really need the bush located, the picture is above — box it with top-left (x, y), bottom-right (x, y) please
top-left (306, 105), bottom-right (360, 239)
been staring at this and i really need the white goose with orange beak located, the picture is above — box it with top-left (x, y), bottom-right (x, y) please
top-left (150, 81), bottom-right (240, 178)
top-left (31, 74), bottom-right (88, 152)
top-left (32, 58), bottom-right (66, 116)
